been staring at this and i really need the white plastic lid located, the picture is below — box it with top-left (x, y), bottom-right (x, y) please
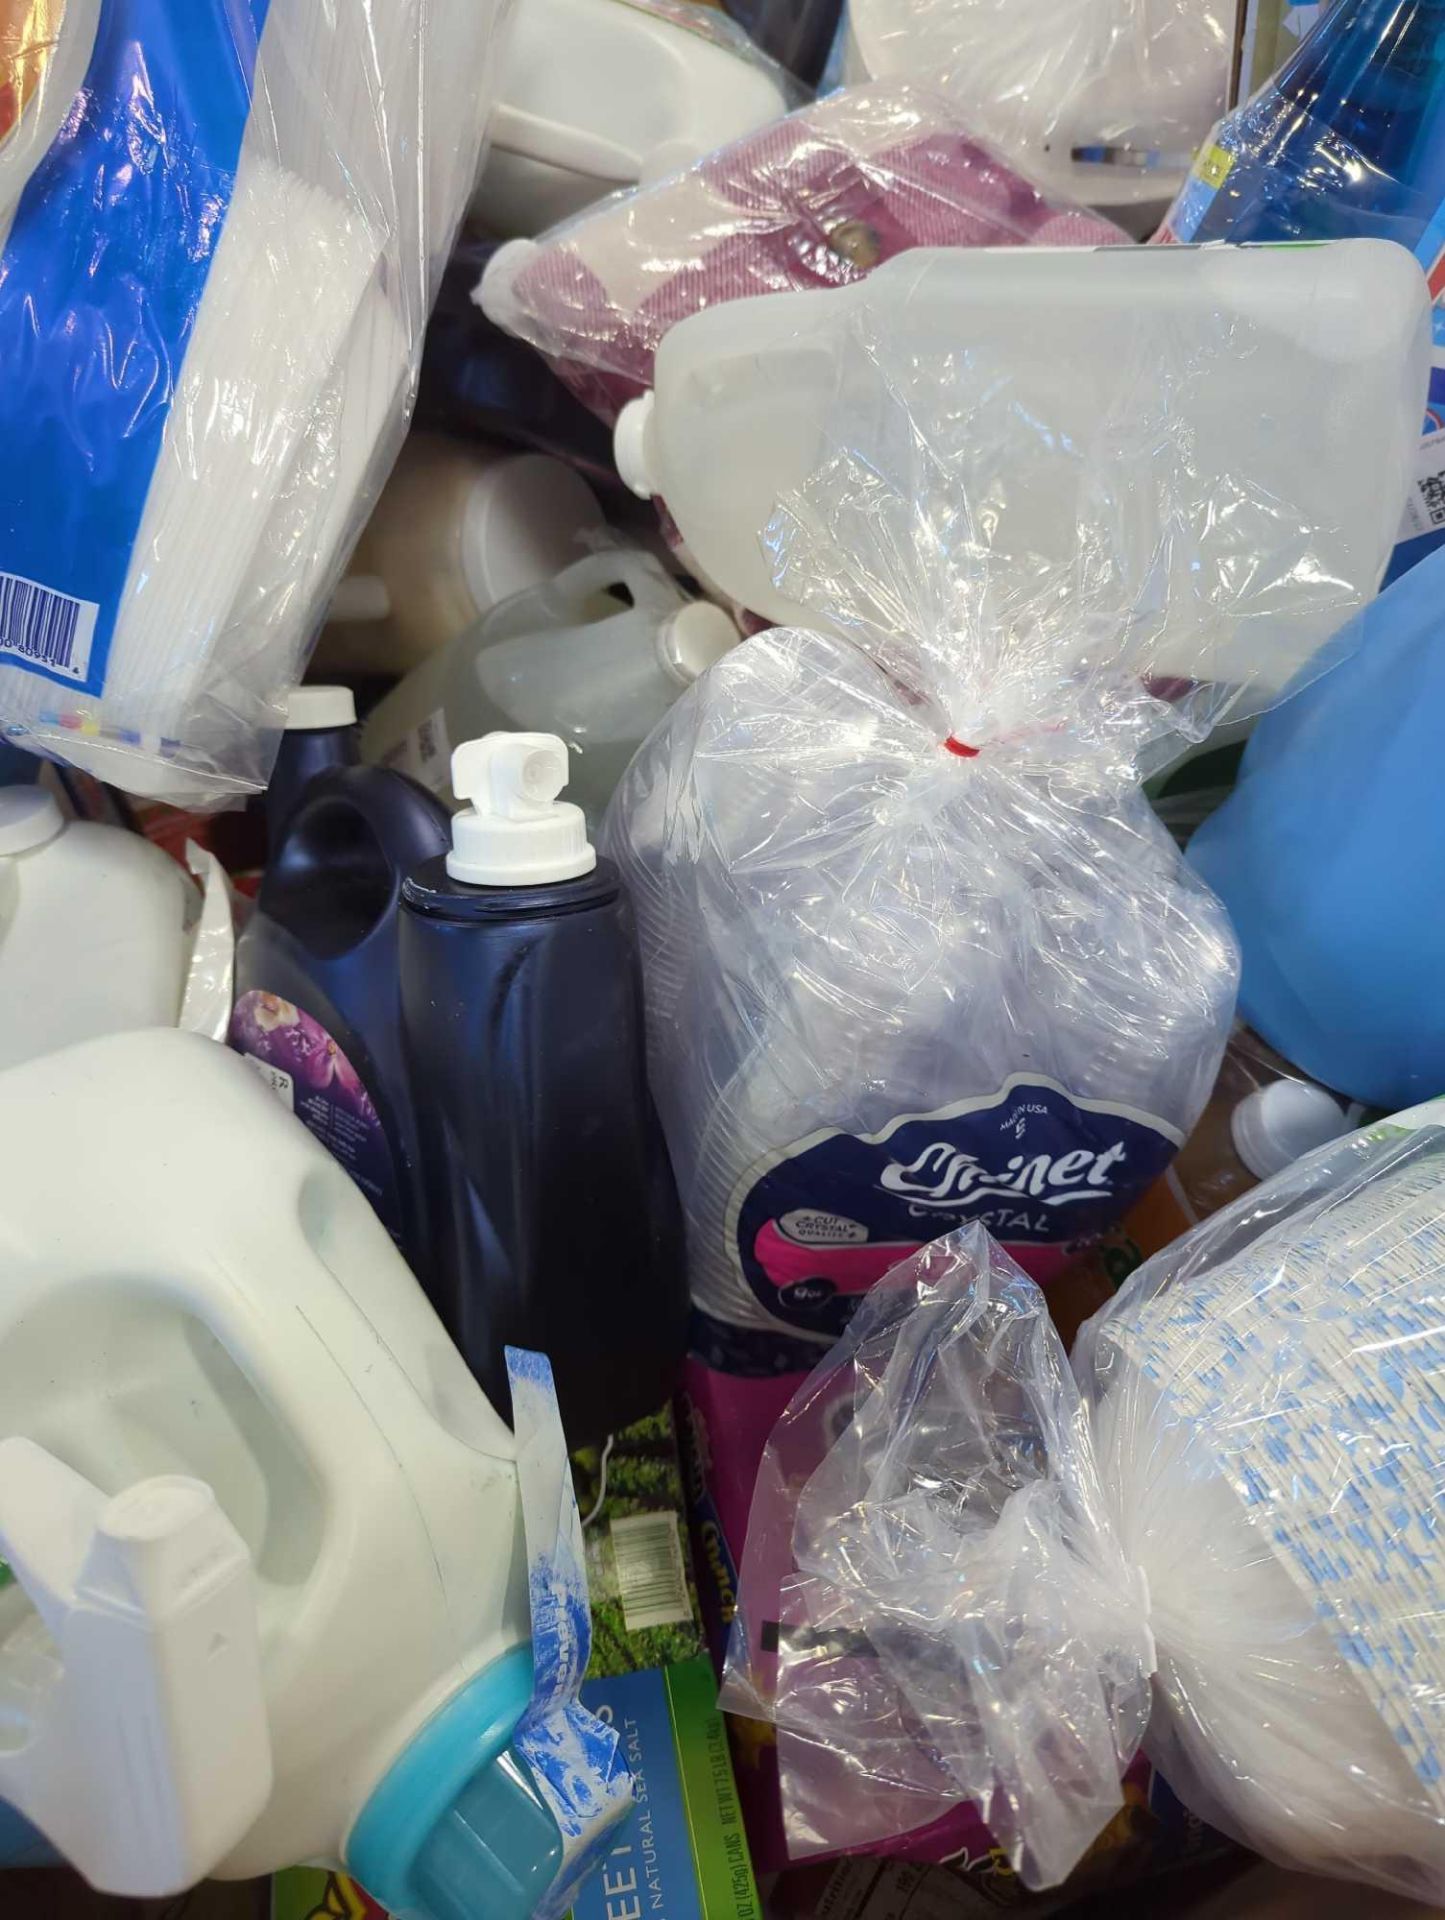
top-left (285, 685), bottom-right (357, 730)
top-left (460, 455), bottom-right (606, 614)
top-left (1231, 1079), bottom-right (1351, 1181)
top-left (656, 600), bottom-right (738, 685)
top-left (447, 733), bottom-right (597, 887)
top-left (0, 787), bottom-right (64, 855)
top-left (614, 394), bottom-right (658, 501)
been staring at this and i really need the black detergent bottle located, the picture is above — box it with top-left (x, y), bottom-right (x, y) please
top-left (399, 732), bottom-right (687, 1445)
top-left (231, 743), bottom-right (452, 1256)
top-left (264, 685), bottom-right (362, 847)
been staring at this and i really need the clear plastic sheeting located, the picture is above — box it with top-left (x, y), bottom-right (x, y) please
top-left (0, 0), bottom-right (512, 804)
top-left (724, 1114), bottom-right (1445, 1901)
top-left (602, 239), bottom-right (1426, 1385)
top-left (719, 1226), bottom-right (1155, 1875)
top-left (843, 0), bottom-right (1232, 229)
top-left (477, 80), bottom-right (1130, 426)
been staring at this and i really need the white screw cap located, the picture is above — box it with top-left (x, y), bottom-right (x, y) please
top-left (446, 733), bottom-right (597, 887)
top-left (614, 393), bottom-right (658, 500)
top-left (0, 786), bottom-right (63, 855)
top-left (284, 685), bottom-right (356, 730)
top-left (1231, 1078), bottom-right (1349, 1181)
top-left (656, 600), bottom-right (738, 685)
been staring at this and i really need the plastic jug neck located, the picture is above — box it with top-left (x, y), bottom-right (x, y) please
top-left (446, 733), bottom-right (595, 886)
top-left (346, 1646), bottom-right (564, 1920)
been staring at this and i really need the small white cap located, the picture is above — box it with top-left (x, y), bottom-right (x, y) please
top-left (656, 600), bottom-right (737, 686)
top-left (285, 686), bottom-right (356, 730)
top-left (446, 732), bottom-right (597, 887)
top-left (474, 239), bottom-right (540, 324)
top-left (1231, 1079), bottom-right (1350, 1181)
top-left (614, 393), bottom-right (658, 500)
top-left (459, 454), bottom-right (605, 614)
top-left (0, 786), bottom-right (63, 855)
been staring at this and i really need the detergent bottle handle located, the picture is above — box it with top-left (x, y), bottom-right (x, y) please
top-left (0, 1438), bottom-right (273, 1897)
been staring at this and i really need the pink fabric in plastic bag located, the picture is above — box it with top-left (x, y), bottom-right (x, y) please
top-left (480, 81), bottom-right (1131, 424)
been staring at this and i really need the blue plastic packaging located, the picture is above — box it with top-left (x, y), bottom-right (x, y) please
top-left (1188, 544), bottom-right (1445, 1110)
top-left (399, 851), bottom-right (688, 1446)
top-left (231, 766), bottom-right (453, 1253)
top-left (1164, 0), bottom-right (1445, 248)
top-left (1161, 0), bottom-right (1445, 575)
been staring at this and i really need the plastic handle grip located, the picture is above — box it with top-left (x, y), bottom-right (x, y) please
top-left (0, 1439), bottom-right (273, 1896)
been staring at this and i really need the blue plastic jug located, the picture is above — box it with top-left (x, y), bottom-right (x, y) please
top-left (1189, 544), bottom-right (1445, 1109)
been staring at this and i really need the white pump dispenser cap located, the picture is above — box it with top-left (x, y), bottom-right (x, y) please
top-left (446, 732), bottom-right (597, 886)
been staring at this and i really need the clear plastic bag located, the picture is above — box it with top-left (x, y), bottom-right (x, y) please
top-left (724, 1110), bottom-right (1445, 1901)
top-left (0, 0), bottom-right (512, 804)
top-left (477, 79), bottom-right (1130, 427)
top-left (842, 0), bottom-right (1232, 229)
top-left (602, 239), bottom-right (1424, 1397)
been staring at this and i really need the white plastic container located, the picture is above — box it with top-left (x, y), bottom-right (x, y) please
top-left (842, 0), bottom-right (1230, 232)
top-left (0, 1029), bottom-right (577, 1913)
top-left (317, 433), bottom-right (608, 676)
top-left (474, 0), bottom-right (795, 237)
top-left (363, 549), bottom-right (737, 821)
top-left (614, 240), bottom-right (1430, 699)
top-left (0, 786), bottom-right (194, 1071)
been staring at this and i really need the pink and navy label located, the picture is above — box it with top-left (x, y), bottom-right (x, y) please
top-left (229, 990), bottom-right (405, 1245)
top-left (728, 1076), bottom-right (1180, 1345)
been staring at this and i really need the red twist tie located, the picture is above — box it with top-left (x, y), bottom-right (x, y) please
top-left (943, 735), bottom-right (980, 759)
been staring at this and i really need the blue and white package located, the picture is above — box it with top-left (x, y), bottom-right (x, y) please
top-left (721, 1109), bottom-right (1445, 1901)
top-left (507, 1347), bottom-right (636, 1920)
top-left (0, 0), bottom-right (511, 804)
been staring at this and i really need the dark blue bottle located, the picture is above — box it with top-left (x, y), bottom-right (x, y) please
top-left (231, 764), bottom-right (453, 1255)
top-left (265, 685), bottom-right (362, 848)
top-left (398, 733), bottom-right (686, 1446)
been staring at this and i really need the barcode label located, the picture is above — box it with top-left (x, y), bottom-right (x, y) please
top-left (0, 571), bottom-right (97, 682)
top-left (242, 1053), bottom-right (295, 1111)
top-left (382, 706), bottom-right (452, 796)
top-left (609, 1511), bottom-right (692, 1632)
top-left (1402, 434), bottom-right (1445, 539)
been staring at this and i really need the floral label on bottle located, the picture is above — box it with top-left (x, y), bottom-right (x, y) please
top-left (729, 1075), bottom-right (1181, 1340)
top-left (229, 990), bottom-right (404, 1244)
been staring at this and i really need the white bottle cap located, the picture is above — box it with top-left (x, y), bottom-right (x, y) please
top-left (1231, 1079), bottom-right (1350, 1181)
top-left (459, 454), bottom-right (606, 615)
top-left (614, 393), bottom-right (658, 500)
top-left (656, 600), bottom-right (738, 685)
top-left (0, 786), bottom-right (64, 855)
top-left (446, 733), bottom-right (597, 887)
top-left (285, 685), bottom-right (357, 730)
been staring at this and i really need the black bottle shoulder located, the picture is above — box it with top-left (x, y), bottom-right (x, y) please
top-left (402, 853), bottom-right (624, 921)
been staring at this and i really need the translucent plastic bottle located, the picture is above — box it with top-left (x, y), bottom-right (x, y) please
top-left (0, 786), bottom-right (193, 1070)
top-left (0, 1029), bottom-right (590, 1912)
top-left (1162, 0), bottom-right (1445, 247)
top-left (363, 550), bottom-right (737, 824)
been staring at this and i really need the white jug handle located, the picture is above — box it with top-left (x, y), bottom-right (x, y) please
top-left (0, 1438), bottom-right (273, 1897)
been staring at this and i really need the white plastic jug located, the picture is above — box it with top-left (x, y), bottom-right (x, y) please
top-left (318, 434), bottom-right (608, 677)
top-left (841, 0), bottom-right (1231, 231)
top-left (0, 1029), bottom-right (588, 1914)
top-left (362, 549), bottom-right (737, 822)
top-left (474, 0), bottom-right (795, 237)
top-left (614, 239), bottom-right (1430, 700)
top-left (0, 786), bottom-right (195, 1070)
